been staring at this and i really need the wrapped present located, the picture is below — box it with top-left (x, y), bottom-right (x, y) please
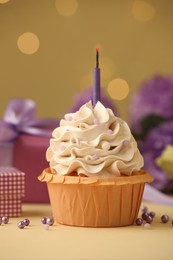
top-left (13, 134), bottom-right (50, 203)
top-left (0, 99), bottom-right (58, 203)
top-left (0, 166), bottom-right (25, 217)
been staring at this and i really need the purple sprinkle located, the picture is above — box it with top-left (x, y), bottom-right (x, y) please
top-left (136, 218), bottom-right (143, 226)
top-left (46, 217), bottom-right (54, 226)
top-left (144, 223), bottom-right (150, 229)
top-left (149, 211), bottom-right (155, 218)
top-left (107, 129), bottom-right (113, 134)
top-left (2, 216), bottom-right (9, 224)
top-left (23, 219), bottom-right (30, 226)
top-left (18, 221), bottom-right (25, 229)
top-left (123, 140), bottom-right (129, 147)
top-left (141, 212), bottom-right (149, 221)
top-left (41, 217), bottom-right (47, 225)
top-left (161, 215), bottom-right (169, 223)
top-left (92, 154), bottom-right (99, 160)
top-left (146, 215), bottom-right (153, 224)
top-left (94, 118), bottom-right (100, 125)
top-left (141, 206), bottom-right (148, 213)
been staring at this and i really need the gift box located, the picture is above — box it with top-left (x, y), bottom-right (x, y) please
top-left (0, 136), bottom-right (51, 203)
top-left (0, 166), bottom-right (25, 217)
top-left (0, 99), bottom-right (58, 203)
top-left (13, 134), bottom-right (50, 203)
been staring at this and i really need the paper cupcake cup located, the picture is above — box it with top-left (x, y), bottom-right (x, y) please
top-left (38, 168), bottom-right (153, 227)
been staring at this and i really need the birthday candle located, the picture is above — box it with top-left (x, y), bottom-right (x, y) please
top-left (93, 48), bottom-right (100, 106)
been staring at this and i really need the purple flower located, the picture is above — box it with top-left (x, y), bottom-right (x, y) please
top-left (142, 121), bottom-right (173, 192)
top-left (129, 75), bottom-right (173, 135)
top-left (66, 87), bottom-right (118, 115)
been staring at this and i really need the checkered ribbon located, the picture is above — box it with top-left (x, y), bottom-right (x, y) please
top-left (0, 166), bottom-right (25, 217)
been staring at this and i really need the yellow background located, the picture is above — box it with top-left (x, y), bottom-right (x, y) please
top-left (0, 0), bottom-right (173, 121)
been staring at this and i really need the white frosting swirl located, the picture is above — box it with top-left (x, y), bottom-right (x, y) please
top-left (46, 101), bottom-right (144, 177)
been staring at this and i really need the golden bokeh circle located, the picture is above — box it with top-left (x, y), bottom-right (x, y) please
top-left (132, 1), bottom-right (155, 22)
top-left (107, 78), bottom-right (130, 100)
top-left (0, 0), bottom-right (10, 3)
top-left (100, 57), bottom-right (116, 87)
top-left (55, 0), bottom-right (78, 16)
top-left (17, 32), bottom-right (40, 55)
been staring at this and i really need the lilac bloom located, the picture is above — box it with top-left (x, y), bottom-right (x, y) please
top-left (142, 121), bottom-right (173, 192)
top-left (129, 75), bottom-right (173, 136)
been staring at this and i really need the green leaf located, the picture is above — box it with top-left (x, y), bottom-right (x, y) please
top-left (140, 114), bottom-right (166, 138)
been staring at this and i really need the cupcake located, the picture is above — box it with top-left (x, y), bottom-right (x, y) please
top-left (38, 101), bottom-right (153, 227)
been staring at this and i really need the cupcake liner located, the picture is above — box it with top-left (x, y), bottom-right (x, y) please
top-left (38, 168), bottom-right (153, 227)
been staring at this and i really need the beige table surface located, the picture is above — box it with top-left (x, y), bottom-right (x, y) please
top-left (0, 201), bottom-right (173, 260)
